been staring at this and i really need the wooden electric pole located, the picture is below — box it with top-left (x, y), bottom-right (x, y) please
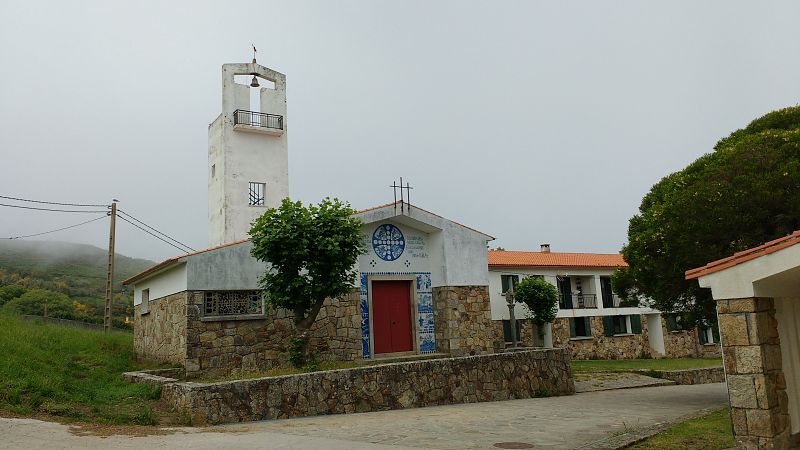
top-left (104, 201), bottom-right (117, 332)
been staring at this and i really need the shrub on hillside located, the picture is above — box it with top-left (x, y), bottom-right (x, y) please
top-left (0, 284), bottom-right (26, 307)
top-left (3, 288), bottom-right (74, 317)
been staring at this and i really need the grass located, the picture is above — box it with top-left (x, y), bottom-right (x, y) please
top-left (197, 360), bottom-right (362, 383)
top-left (0, 313), bottom-right (169, 425)
top-left (571, 357), bottom-right (722, 374)
top-left (627, 408), bottom-right (735, 450)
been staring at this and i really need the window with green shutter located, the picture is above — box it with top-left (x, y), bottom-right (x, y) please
top-left (603, 316), bottom-right (615, 336)
top-left (630, 315), bottom-right (642, 334)
top-left (665, 314), bottom-right (685, 332)
top-left (570, 317), bottom-right (592, 338)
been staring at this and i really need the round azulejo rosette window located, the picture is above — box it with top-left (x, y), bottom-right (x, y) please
top-left (372, 224), bottom-right (405, 261)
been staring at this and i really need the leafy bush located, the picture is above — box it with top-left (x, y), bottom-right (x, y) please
top-left (514, 276), bottom-right (559, 330)
top-left (250, 197), bottom-right (365, 367)
top-left (3, 288), bottom-right (73, 316)
top-left (0, 284), bottom-right (26, 307)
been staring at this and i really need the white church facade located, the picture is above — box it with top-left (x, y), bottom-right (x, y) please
top-left (125, 59), bottom-right (717, 376)
top-left (124, 60), bottom-right (500, 376)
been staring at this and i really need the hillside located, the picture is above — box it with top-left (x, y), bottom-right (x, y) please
top-left (0, 313), bottom-right (164, 424)
top-left (0, 240), bottom-right (156, 326)
top-left (0, 240), bottom-right (155, 298)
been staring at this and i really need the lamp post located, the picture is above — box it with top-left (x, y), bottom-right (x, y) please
top-left (505, 284), bottom-right (519, 349)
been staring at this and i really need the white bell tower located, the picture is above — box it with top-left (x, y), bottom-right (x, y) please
top-left (207, 57), bottom-right (289, 247)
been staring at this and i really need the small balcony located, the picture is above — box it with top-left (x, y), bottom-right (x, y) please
top-left (560, 293), bottom-right (598, 309)
top-left (233, 109), bottom-right (284, 136)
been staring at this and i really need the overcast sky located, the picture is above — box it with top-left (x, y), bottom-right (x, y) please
top-left (1, 1), bottom-right (799, 262)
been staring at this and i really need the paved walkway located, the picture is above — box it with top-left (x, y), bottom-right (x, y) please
top-left (0, 383), bottom-right (729, 450)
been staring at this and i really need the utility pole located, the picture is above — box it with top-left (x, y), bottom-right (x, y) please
top-left (104, 200), bottom-right (117, 332)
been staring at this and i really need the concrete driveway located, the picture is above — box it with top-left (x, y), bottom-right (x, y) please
top-left (0, 383), bottom-right (729, 450)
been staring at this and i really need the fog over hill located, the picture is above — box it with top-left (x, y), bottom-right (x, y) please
top-left (0, 240), bottom-right (156, 296)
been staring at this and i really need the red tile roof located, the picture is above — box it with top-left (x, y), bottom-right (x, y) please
top-left (488, 250), bottom-right (627, 269)
top-left (685, 231), bottom-right (800, 280)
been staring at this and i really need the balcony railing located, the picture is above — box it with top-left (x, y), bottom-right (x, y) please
top-left (559, 293), bottom-right (598, 309)
top-left (233, 109), bottom-right (284, 130)
top-left (602, 294), bottom-right (623, 308)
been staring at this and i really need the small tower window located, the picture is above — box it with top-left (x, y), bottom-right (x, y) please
top-left (249, 182), bottom-right (266, 206)
top-left (211, 164), bottom-right (216, 178)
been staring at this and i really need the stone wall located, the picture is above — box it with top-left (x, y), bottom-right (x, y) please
top-left (551, 316), bottom-right (653, 360)
top-left (660, 318), bottom-right (721, 359)
top-left (717, 297), bottom-right (790, 450)
top-left (699, 341), bottom-right (723, 358)
top-left (433, 286), bottom-right (503, 356)
top-left (184, 290), bottom-right (362, 377)
top-left (159, 349), bottom-right (575, 425)
top-left (645, 367), bottom-right (725, 385)
top-left (491, 319), bottom-right (543, 349)
top-left (134, 292), bottom-right (188, 364)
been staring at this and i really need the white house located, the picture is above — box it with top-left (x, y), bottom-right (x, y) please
top-left (488, 245), bottom-right (719, 360)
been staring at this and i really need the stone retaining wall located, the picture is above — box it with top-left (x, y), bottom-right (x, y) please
top-left (157, 348), bottom-right (574, 425)
top-left (643, 367), bottom-right (725, 385)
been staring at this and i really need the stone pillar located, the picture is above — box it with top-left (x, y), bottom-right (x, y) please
top-left (717, 297), bottom-right (790, 449)
top-left (432, 286), bottom-right (504, 356)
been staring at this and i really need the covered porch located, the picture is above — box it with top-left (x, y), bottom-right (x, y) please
top-left (688, 231), bottom-right (800, 449)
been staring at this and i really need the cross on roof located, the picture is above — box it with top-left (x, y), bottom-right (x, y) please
top-left (390, 177), bottom-right (413, 213)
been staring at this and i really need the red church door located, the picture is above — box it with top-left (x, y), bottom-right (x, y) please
top-left (371, 280), bottom-right (413, 354)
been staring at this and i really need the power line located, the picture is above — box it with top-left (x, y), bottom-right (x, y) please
top-left (117, 209), bottom-right (196, 252)
top-left (0, 194), bottom-right (106, 208)
top-left (0, 202), bottom-right (108, 214)
top-left (2, 214), bottom-right (107, 240)
top-left (116, 215), bottom-right (192, 253)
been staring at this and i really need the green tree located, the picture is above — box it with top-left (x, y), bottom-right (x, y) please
top-left (249, 197), bottom-right (365, 366)
top-left (3, 288), bottom-right (73, 317)
top-left (0, 284), bottom-right (26, 307)
top-left (615, 106), bottom-right (800, 324)
top-left (514, 277), bottom-right (559, 335)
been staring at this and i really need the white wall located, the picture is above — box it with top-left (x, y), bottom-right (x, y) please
top-left (488, 267), bottom-right (653, 320)
top-left (207, 114), bottom-right (224, 245)
top-left (358, 221), bottom-right (433, 276)
top-left (440, 220), bottom-right (490, 286)
top-left (132, 263), bottom-right (188, 305)
top-left (775, 297), bottom-right (800, 434)
top-left (356, 205), bottom-right (491, 287)
top-left (186, 241), bottom-right (267, 291)
top-left (647, 313), bottom-right (666, 355)
top-left (209, 62), bottom-right (289, 247)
